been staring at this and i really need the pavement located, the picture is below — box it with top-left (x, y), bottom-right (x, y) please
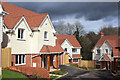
top-left (56, 65), bottom-right (119, 80)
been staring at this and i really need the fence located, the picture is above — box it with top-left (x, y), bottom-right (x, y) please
top-left (81, 60), bottom-right (93, 67)
top-left (2, 48), bottom-right (11, 68)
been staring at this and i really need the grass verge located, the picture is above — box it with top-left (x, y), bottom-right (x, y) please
top-left (50, 71), bottom-right (66, 75)
top-left (50, 75), bottom-right (58, 79)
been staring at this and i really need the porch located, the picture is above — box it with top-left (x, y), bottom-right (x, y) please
top-left (41, 54), bottom-right (63, 71)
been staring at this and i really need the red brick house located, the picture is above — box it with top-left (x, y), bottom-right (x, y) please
top-left (1, 2), bottom-right (82, 71)
top-left (92, 32), bottom-right (120, 73)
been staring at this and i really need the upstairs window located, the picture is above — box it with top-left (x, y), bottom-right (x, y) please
top-left (44, 31), bottom-right (48, 40)
top-left (72, 48), bottom-right (77, 52)
top-left (105, 49), bottom-right (108, 54)
top-left (64, 48), bottom-right (67, 52)
top-left (96, 49), bottom-right (100, 55)
top-left (18, 28), bottom-right (25, 40)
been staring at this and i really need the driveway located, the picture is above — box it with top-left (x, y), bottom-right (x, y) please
top-left (57, 65), bottom-right (118, 80)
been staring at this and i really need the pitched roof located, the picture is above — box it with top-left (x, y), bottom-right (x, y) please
top-left (1, 2), bottom-right (48, 29)
top-left (93, 34), bottom-right (120, 57)
top-left (99, 55), bottom-right (111, 61)
top-left (57, 34), bottom-right (81, 48)
top-left (72, 54), bottom-right (82, 58)
top-left (40, 45), bottom-right (64, 53)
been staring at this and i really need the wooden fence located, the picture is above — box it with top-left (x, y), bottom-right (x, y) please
top-left (81, 60), bottom-right (93, 67)
top-left (2, 48), bottom-right (11, 68)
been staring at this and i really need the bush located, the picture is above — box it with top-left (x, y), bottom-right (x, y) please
top-left (37, 75), bottom-right (41, 78)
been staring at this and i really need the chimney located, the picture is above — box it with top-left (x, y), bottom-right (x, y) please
top-left (99, 31), bottom-right (104, 38)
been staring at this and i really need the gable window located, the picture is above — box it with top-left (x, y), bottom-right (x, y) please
top-left (96, 49), bottom-right (100, 55)
top-left (18, 28), bottom-right (25, 40)
top-left (64, 48), bottom-right (67, 52)
top-left (72, 48), bottom-right (77, 52)
top-left (73, 59), bottom-right (78, 63)
top-left (105, 49), bottom-right (108, 54)
top-left (15, 54), bottom-right (26, 65)
top-left (44, 31), bottom-right (48, 40)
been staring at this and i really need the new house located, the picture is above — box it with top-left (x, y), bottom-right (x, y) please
top-left (1, 2), bottom-right (82, 71)
top-left (92, 32), bottom-right (120, 73)
top-left (57, 34), bottom-right (82, 66)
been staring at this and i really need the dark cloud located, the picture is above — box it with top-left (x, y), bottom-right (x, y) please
top-left (9, 2), bottom-right (118, 21)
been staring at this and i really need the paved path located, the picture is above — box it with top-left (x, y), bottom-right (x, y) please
top-left (57, 65), bottom-right (118, 80)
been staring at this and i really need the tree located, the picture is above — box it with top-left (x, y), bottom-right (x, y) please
top-left (99, 24), bottom-right (118, 35)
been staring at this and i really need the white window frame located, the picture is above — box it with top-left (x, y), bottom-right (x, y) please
top-left (105, 49), bottom-right (108, 54)
top-left (17, 28), bottom-right (25, 40)
top-left (72, 48), bottom-right (77, 53)
top-left (64, 48), bottom-right (67, 52)
top-left (96, 49), bottom-right (100, 55)
top-left (15, 54), bottom-right (26, 66)
top-left (44, 31), bottom-right (48, 40)
top-left (73, 59), bottom-right (78, 63)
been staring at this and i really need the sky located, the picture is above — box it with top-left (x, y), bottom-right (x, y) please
top-left (9, 2), bottom-right (119, 33)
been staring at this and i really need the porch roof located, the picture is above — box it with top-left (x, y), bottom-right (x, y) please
top-left (72, 54), bottom-right (82, 59)
top-left (99, 55), bottom-right (111, 61)
top-left (40, 45), bottom-right (64, 54)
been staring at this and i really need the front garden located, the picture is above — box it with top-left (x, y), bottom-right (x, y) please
top-left (2, 69), bottom-right (29, 79)
top-left (50, 71), bottom-right (67, 79)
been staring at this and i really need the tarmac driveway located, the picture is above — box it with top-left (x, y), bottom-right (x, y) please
top-left (57, 65), bottom-right (118, 80)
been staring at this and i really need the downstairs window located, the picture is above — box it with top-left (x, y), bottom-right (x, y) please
top-left (73, 59), bottom-right (78, 63)
top-left (15, 54), bottom-right (26, 65)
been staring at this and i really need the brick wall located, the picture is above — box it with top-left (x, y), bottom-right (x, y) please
top-left (9, 66), bottom-right (50, 78)
top-left (32, 55), bottom-right (41, 67)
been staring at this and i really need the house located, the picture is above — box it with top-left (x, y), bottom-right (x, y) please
top-left (1, 2), bottom-right (82, 71)
top-left (92, 32), bottom-right (120, 73)
top-left (57, 34), bottom-right (82, 66)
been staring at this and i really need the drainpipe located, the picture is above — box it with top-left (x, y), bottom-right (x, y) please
top-left (31, 53), bottom-right (32, 67)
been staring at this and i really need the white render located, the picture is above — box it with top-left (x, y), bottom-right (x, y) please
top-left (3, 14), bottom-right (57, 54)
top-left (61, 39), bottom-right (81, 59)
top-left (92, 40), bottom-right (113, 61)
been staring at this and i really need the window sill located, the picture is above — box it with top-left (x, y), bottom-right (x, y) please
top-left (17, 38), bottom-right (26, 41)
top-left (15, 63), bottom-right (26, 66)
top-left (73, 62), bottom-right (78, 63)
top-left (44, 39), bottom-right (49, 41)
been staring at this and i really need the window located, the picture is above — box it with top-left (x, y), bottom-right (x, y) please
top-left (18, 28), bottom-right (25, 40)
top-left (96, 49), bottom-right (100, 55)
top-left (73, 59), bottom-right (78, 63)
top-left (105, 49), bottom-right (108, 54)
top-left (15, 55), bottom-right (26, 65)
top-left (44, 31), bottom-right (48, 40)
top-left (96, 61), bottom-right (100, 65)
top-left (72, 48), bottom-right (77, 52)
top-left (64, 48), bottom-right (67, 52)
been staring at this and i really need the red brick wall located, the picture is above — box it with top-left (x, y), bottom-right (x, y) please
top-left (9, 66), bottom-right (50, 78)
top-left (32, 55), bottom-right (41, 67)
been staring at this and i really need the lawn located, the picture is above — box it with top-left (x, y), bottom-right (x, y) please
top-left (68, 64), bottom-right (85, 70)
top-left (50, 71), bottom-right (67, 75)
top-left (2, 70), bottom-right (29, 79)
top-left (50, 75), bottom-right (58, 79)
top-left (88, 67), bottom-right (103, 70)
top-left (69, 64), bottom-right (103, 70)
